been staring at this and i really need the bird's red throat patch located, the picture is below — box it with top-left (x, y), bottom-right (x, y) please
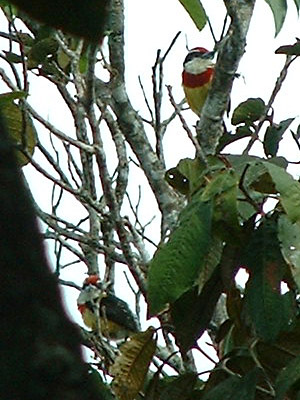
top-left (182, 68), bottom-right (214, 88)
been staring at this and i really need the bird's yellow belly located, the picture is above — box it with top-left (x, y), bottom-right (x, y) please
top-left (183, 82), bottom-right (211, 116)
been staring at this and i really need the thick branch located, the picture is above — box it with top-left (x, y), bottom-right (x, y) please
top-left (197, 0), bottom-right (256, 155)
top-left (107, 0), bottom-right (180, 235)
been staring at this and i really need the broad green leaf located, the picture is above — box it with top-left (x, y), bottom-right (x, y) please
top-left (231, 98), bottom-right (265, 126)
top-left (148, 197), bottom-right (212, 315)
top-left (0, 97), bottom-right (37, 167)
top-left (265, 0), bottom-right (287, 36)
top-left (203, 368), bottom-right (259, 400)
top-left (264, 162), bottom-right (300, 222)
top-left (278, 214), bottom-right (300, 290)
top-left (275, 355), bottom-right (300, 400)
top-left (263, 118), bottom-right (294, 157)
top-left (178, 0), bottom-right (207, 31)
top-left (243, 217), bottom-right (290, 342)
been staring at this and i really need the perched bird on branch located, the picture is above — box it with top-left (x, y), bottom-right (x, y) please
top-left (182, 47), bottom-right (215, 116)
top-left (77, 275), bottom-right (139, 341)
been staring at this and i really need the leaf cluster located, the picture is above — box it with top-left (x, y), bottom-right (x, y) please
top-left (149, 150), bottom-right (300, 398)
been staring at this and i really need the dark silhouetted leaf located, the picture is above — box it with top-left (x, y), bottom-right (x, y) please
top-left (275, 355), bottom-right (300, 400)
top-left (203, 368), bottom-right (259, 400)
top-left (160, 373), bottom-right (199, 400)
top-left (217, 125), bottom-right (253, 152)
top-left (8, 0), bottom-right (110, 41)
top-left (171, 266), bottom-right (222, 353)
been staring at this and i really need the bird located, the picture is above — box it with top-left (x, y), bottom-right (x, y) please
top-left (77, 274), bottom-right (139, 341)
top-left (182, 47), bottom-right (215, 116)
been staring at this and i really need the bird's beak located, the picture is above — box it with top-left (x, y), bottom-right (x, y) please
top-left (202, 51), bottom-right (215, 60)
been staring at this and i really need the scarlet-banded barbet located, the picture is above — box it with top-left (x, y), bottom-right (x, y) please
top-left (182, 47), bottom-right (215, 116)
top-left (77, 275), bottom-right (139, 341)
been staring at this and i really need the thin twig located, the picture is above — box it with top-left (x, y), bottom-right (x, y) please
top-left (166, 85), bottom-right (207, 164)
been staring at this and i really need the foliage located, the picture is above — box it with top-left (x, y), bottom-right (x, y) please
top-left (1, 0), bottom-right (300, 399)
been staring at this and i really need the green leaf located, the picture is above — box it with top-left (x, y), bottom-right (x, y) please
top-left (264, 162), bottom-right (300, 222)
top-left (231, 98), bottom-right (266, 126)
top-left (148, 197), bottom-right (212, 315)
top-left (243, 217), bottom-right (290, 342)
top-left (263, 118), bottom-right (294, 157)
top-left (0, 96), bottom-right (37, 167)
top-left (178, 0), bottom-right (207, 31)
top-left (203, 368), bottom-right (259, 400)
top-left (278, 214), bottom-right (300, 291)
top-left (265, 0), bottom-right (287, 36)
top-left (275, 355), bottom-right (300, 400)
